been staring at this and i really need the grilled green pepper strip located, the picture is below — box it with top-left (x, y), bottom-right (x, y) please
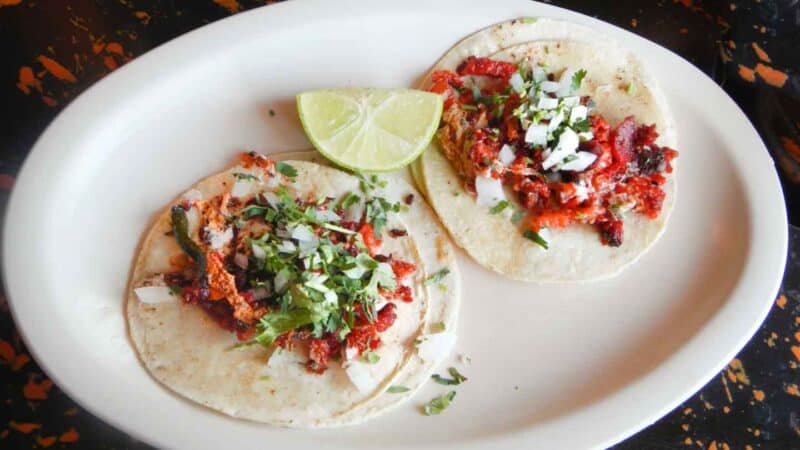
top-left (170, 205), bottom-right (207, 276)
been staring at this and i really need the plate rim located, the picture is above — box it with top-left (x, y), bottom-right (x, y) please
top-left (1, 0), bottom-right (787, 449)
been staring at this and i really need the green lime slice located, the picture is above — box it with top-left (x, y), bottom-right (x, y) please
top-left (297, 88), bottom-right (443, 172)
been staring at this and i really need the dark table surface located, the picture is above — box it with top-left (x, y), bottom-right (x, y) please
top-left (1, 1), bottom-right (799, 449)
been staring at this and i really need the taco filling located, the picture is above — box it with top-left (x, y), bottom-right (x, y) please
top-left (136, 152), bottom-right (417, 375)
top-left (429, 56), bottom-right (678, 247)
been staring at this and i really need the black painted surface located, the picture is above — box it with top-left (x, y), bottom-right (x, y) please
top-left (0, 1), bottom-right (798, 449)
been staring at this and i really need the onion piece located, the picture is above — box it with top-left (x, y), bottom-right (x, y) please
top-left (560, 151), bottom-right (598, 172)
top-left (569, 105), bottom-right (588, 124)
top-left (206, 227), bottom-right (233, 251)
top-left (547, 109), bottom-right (565, 132)
top-left (474, 175), bottom-right (506, 207)
top-left (233, 252), bottom-right (249, 269)
top-left (291, 224), bottom-right (315, 242)
top-left (267, 348), bottom-right (304, 368)
top-left (498, 144), bottom-right (516, 166)
top-left (536, 97), bottom-right (559, 110)
top-left (181, 189), bottom-right (203, 203)
top-left (525, 124), bottom-right (548, 147)
top-left (556, 68), bottom-right (577, 97)
top-left (252, 284), bottom-right (271, 300)
top-left (542, 128), bottom-right (579, 170)
top-left (230, 180), bottom-right (252, 199)
top-left (315, 209), bottom-right (341, 223)
top-left (134, 286), bottom-right (175, 304)
top-left (345, 202), bottom-right (364, 222)
top-left (509, 72), bottom-right (525, 94)
top-left (277, 240), bottom-right (296, 254)
top-left (346, 360), bottom-right (378, 394)
top-left (263, 192), bottom-right (279, 208)
top-left (251, 243), bottom-right (267, 259)
top-left (540, 80), bottom-right (560, 93)
top-left (417, 332), bottom-right (457, 362)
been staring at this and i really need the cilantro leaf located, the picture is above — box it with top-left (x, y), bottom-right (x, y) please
top-left (388, 385), bottom-right (410, 393)
top-left (431, 367), bottom-right (468, 386)
top-left (489, 200), bottom-right (510, 215)
top-left (523, 230), bottom-right (549, 249)
top-left (254, 308), bottom-right (315, 347)
top-left (360, 351), bottom-right (380, 364)
top-left (424, 268), bottom-right (450, 285)
top-left (423, 391), bottom-right (456, 416)
top-left (233, 172), bottom-right (260, 182)
top-left (572, 117), bottom-right (592, 133)
top-left (276, 162), bottom-right (298, 179)
top-left (570, 69), bottom-right (587, 93)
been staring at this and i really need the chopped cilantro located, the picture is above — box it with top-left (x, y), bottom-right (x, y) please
top-left (423, 391), bottom-right (456, 416)
top-left (233, 172), bottom-right (260, 182)
top-left (626, 82), bottom-right (637, 95)
top-left (523, 230), bottom-right (549, 249)
top-left (388, 385), bottom-right (410, 393)
top-left (434, 321), bottom-right (446, 332)
top-left (275, 161), bottom-right (298, 179)
top-left (489, 200), bottom-right (510, 215)
top-left (573, 117), bottom-right (592, 133)
top-left (460, 104), bottom-right (478, 112)
top-left (360, 351), bottom-right (380, 364)
top-left (425, 268), bottom-right (450, 285)
top-left (571, 69), bottom-right (588, 93)
top-left (260, 375), bottom-right (272, 381)
top-left (431, 367), bottom-right (467, 386)
top-left (521, 17), bottom-right (537, 24)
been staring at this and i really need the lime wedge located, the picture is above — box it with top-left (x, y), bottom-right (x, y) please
top-left (297, 88), bottom-right (443, 172)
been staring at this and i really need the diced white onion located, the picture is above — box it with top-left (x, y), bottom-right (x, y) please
top-left (498, 144), bottom-right (516, 166)
top-left (562, 96), bottom-right (581, 108)
top-left (509, 72), bottom-right (525, 94)
top-left (291, 224), bottom-right (315, 242)
top-left (252, 285), bottom-right (271, 300)
top-left (206, 227), bottom-right (233, 251)
top-left (181, 189), bottom-right (203, 203)
top-left (542, 128), bottom-right (579, 170)
top-left (345, 346), bottom-right (359, 361)
top-left (233, 252), bottom-right (249, 269)
top-left (277, 240), bottom-right (296, 254)
top-left (538, 228), bottom-right (552, 243)
top-left (525, 124), bottom-right (548, 147)
top-left (251, 243), bottom-right (267, 259)
top-left (263, 192), bottom-right (279, 208)
top-left (417, 332), bottom-right (457, 362)
top-left (540, 80), bottom-right (560, 93)
top-left (475, 175), bottom-right (506, 207)
top-left (547, 109), bottom-right (565, 132)
top-left (345, 202), bottom-right (364, 222)
top-left (135, 286), bottom-right (175, 304)
top-left (556, 68), bottom-right (577, 97)
top-left (324, 290), bottom-right (338, 305)
top-left (315, 209), bottom-right (341, 223)
top-left (578, 131), bottom-right (595, 141)
top-left (532, 66), bottom-right (546, 83)
top-left (346, 361), bottom-right (378, 394)
top-left (536, 97), bottom-right (559, 110)
top-left (569, 105), bottom-right (588, 124)
top-left (274, 271), bottom-right (289, 293)
top-left (573, 181), bottom-right (591, 202)
top-left (560, 151), bottom-right (598, 172)
top-left (230, 180), bottom-right (252, 199)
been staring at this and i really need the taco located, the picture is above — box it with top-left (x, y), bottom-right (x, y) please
top-left (415, 19), bottom-right (679, 281)
top-left (126, 151), bottom-right (459, 427)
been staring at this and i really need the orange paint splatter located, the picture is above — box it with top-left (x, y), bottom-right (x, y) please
top-left (755, 63), bottom-right (788, 88)
top-left (37, 56), bottom-right (77, 83)
top-left (213, 0), bottom-right (241, 13)
top-left (720, 374), bottom-right (734, 403)
top-left (684, 437), bottom-right (693, 445)
top-left (738, 65), bottom-right (756, 83)
top-left (720, 444), bottom-right (730, 450)
top-left (16, 66), bottom-right (43, 95)
top-left (92, 41), bottom-right (105, 55)
top-left (105, 42), bottom-right (124, 56)
top-left (134, 11), bottom-right (151, 25)
top-left (783, 137), bottom-right (800, 160)
top-left (0, 0), bottom-right (22, 6)
top-left (42, 96), bottom-right (57, 107)
top-left (786, 383), bottom-right (800, 397)
top-left (792, 345), bottom-right (800, 362)
top-left (752, 43), bottom-right (771, 63)
top-left (723, 405), bottom-right (731, 413)
top-left (36, 435), bottom-right (58, 448)
top-left (0, 429), bottom-right (7, 439)
top-left (64, 407), bottom-right (78, 416)
top-left (776, 294), bottom-right (788, 309)
top-left (708, 441), bottom-right (717, 450)
top-left (58, 428), bottom-right (79, 443)
top-left (677, 0), bottom-right (693, 7)
top-left (729, 359), bottom-right (750, 385)
top-left (103, 56), bottom-right (118, 70)
top-left (753, 389), bottom-right (765, 401)
top-left (631, 19), bottom-right (638, 28)
top-left (727, 40), bottom-right (736, 49)
top-left (9, 421), bottom-right (41, 434)
top-left (681, 423), bottom-right (690, 431)
top-left (0, 174), bottom-right (15, 189)
top-left (23, 375), bottom-right (53, 400)
top-left (795, 331), bottom-right (800, 342)
top-left (12, 353), bottom-right (30, 371)
top-left (725, 369), bottom-right (737, 383)
top-left (679, 28), bottom-right (689, 34)
top-left (0, 339), bottom-right (13, 364)
top-left (683, 407), bottom-right (693, 415)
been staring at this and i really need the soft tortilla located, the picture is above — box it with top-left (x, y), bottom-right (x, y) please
top-left (417, 20), bottom-right (677, 282)
top-left (126, 152), bottom-right (459, 427)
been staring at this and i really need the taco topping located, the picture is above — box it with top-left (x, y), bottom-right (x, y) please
top-left (146, 153), bottom-right (416, 374)
top-left (429, 57), bottom-right (678, 247)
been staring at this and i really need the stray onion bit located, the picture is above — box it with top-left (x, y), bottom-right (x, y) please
top-left (135, 286), bottom-right (175, 304)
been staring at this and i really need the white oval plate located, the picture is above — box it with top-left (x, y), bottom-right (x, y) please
top-left (2, 0), bottom-right (786, 449)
